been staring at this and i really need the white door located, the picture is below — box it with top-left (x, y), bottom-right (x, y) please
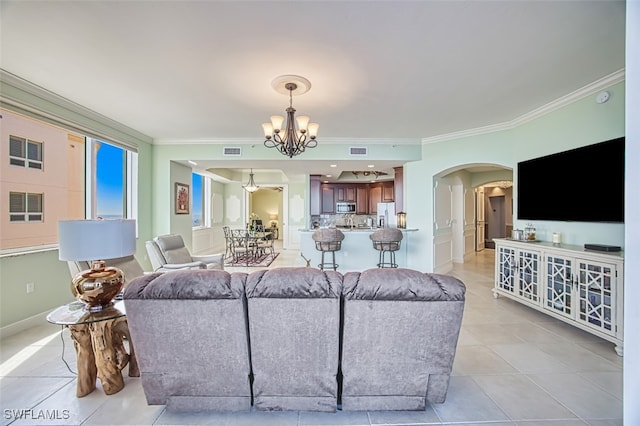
top-left (433, 180), bottom-right (453, 273)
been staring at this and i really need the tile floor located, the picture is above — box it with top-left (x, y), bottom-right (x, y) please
top-left (0, 245), bottom-right (623, 425)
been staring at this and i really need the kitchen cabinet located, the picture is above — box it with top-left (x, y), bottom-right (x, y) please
top-left (394, 167), bottom-right (404, 212)
top-left (321, 184), bottom-right (335, 214)
top-left (369, 186), bottom-right (382, 214)
top-left (336, 185), bottom-right (356, 202)
top-left (382, 181), bottom-right (394, 202)
top-left (310, 175), bottom-right (321, 215)
top-left (494, 238), bottom-right (624, 355)
top-left (356, 186), bottom-right (368, 214)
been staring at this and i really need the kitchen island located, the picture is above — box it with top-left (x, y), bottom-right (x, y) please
top-left (299, 228), bottom-right (418, 272)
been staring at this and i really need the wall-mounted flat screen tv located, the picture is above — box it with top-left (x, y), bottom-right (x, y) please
top-left (517, 137), bottom-right (624, 223)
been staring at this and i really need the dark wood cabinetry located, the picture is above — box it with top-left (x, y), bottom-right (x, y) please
top-left (321, 184), bottom-right (335, 214)
top-left (356, 186), bottom-right (368, 214)
top-left (310, 175), bottom-right (321, 215)
top-left (394, 167), bottom-right (404, 212)
top-left (382, 181), bottom-right (394, 202)
top-left (336, 185), bottom-right (357, 202)
top-left (369, 185), bottom-right (382, 214)
top-left (314, 180), bottom-right (394, 215)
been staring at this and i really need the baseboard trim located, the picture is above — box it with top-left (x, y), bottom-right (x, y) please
top-left (0, 310), bottom-right (49, 340)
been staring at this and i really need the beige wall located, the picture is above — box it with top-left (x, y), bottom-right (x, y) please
top-left (250, 188), bottom-right (282, 237)
top-left (0, 109), bottom-right (85, 250)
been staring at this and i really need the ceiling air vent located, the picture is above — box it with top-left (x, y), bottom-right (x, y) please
top-left (349, 147), bottom-right (368, 156)
top-left (223, 147), bottom-right (242, 156)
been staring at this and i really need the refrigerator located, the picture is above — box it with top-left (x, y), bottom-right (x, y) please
top-left (377, 202), bottom-right (396, 228)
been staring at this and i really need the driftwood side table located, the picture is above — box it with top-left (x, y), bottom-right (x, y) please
top-left (47, 300), bottom-right (139, 397)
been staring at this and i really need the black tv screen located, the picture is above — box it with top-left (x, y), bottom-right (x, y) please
top-left (517, 137), bottom-right (624, 223)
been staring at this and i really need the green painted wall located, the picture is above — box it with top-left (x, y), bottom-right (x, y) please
top-left (405, 81), bottom-right (626, 271)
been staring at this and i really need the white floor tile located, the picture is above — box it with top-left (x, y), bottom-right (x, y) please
top-left (0, 247), bottom-right (624, 425)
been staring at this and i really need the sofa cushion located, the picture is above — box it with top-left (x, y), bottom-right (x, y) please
top-left (342, 268), bottom-right (466, 301)
top-left (246, 267), bottom-right (341, 299)
top-left (123, 270), bottom-right (246, 300)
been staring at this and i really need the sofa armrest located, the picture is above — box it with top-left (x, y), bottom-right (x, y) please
top-left (192, 253), bottom-right (224, 265)
top-left (157, 261), bottom-right (206, 271)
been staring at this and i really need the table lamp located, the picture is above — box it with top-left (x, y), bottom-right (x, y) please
top-left (58, 219), bottom-right (136, 311)
top-left (269, 214), bottom-right (278, 227)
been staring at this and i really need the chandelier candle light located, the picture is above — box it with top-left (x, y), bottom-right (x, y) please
top-left (262, 75), bottom-right (319, 158)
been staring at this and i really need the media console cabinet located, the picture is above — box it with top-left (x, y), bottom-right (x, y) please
top-left (493, 238), bottom-right (624, 356)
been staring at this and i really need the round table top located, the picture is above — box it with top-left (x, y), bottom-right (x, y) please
top-left (46, 300), bottom-right (126, 325)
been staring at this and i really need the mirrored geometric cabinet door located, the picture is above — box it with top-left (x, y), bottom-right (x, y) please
top-left (578, 261), bottom-right (615, 333)
top-left (517, 250), bottom-right (540, 302)
top-left (497, 246), bottom-right (516, 293)
top-left (546, 255), bottom-right (573, 317)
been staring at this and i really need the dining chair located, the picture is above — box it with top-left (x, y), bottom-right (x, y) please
top-left (230, 229), bottom-right (254, 263)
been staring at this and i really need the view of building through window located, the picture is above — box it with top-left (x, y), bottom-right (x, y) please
top-left (1, 108), bottom-right (138, 251)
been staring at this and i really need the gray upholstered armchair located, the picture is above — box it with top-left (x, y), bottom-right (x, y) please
top-left (145, 234), bottom-right (224, 272)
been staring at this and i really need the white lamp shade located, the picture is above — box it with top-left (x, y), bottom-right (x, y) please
top-left (307, 122), bottom-right (319, 137)
top-left (262, 122), bottom-right (274, 137)
top-left (270, 115), bottom-right (284, 131)
top-left (296, 115), bottom-right (310, 131)
top-left (58, 219), bottom-right (136, 261)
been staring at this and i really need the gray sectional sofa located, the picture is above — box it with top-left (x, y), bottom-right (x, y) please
top-left (123, 267), bottom-right (465, 412)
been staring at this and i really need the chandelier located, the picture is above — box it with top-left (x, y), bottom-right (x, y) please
top-left (262, 75), bottom-right (319, 158)
top-left (243, 169), bottom-right (259, 193)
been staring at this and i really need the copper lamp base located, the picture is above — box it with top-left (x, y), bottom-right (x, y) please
top-left (71, 261), bottom-right (124, 311)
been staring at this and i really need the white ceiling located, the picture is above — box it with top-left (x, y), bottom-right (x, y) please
top-left (0, 0), bottom-right (626, 182)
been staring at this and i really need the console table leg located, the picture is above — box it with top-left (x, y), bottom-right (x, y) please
top-left (68, 325), bottom-right (97, 397)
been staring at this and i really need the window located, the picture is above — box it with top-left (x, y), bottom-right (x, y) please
top-left (9, 191), bottom-right (43, 222)
top-left (95, 141), bottom-right (125, 219)
top-left (192, 173), bottom-right (203, 227)
top-left (9, 135), bottom-right (43, 169)
top-left (87, 139), bottom-right (137, 222)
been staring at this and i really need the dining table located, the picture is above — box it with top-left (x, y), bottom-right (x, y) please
top-left (230, 229), bottom-right (273, 266)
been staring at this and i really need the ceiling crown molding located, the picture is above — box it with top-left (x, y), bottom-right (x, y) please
top-left (154, 137), bottom-right (422, 146)
top-left (0, 69), bottom-right (153, 147)
top-left (422, 68), bottom-right (625, 145)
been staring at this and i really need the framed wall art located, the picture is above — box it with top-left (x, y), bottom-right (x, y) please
top-left (175, 182), bottom-right (190, 214)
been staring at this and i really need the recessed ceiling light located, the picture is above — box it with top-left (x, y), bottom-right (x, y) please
top-left (323, 181), bottom-right (329, 183)
top-left (367, 164), bottom-right (374, 168)
top-left (330, 164), bottom-right (337, 168)
top-left (326, 174), bottom-right (332, 178)
top-left (188, 160), bottom-right (197, 166)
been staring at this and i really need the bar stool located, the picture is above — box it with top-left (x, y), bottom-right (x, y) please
top-left (370, 228), bottom-right (403, 268)
top-left (312, 228), bottom-right (345, 271)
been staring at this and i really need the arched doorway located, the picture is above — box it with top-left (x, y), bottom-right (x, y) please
top-left (433, 164), bottom-right (512, 273)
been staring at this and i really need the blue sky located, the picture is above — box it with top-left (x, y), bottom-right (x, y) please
top-left (192, 173), bottom-right (202, 225)
top-left (96, 142), bottom-right (124, 217)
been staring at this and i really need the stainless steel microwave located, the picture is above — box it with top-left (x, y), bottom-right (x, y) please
top-left (336, 202), bottom-right (356, 213)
